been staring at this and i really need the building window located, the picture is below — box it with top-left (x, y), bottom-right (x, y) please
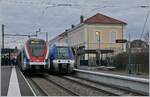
top-left (110, 32), bottom-right (116, 43)
top-left (65, 38), bottom-right (68, 43)
top-left (95, 31), bottom-right (102, 43)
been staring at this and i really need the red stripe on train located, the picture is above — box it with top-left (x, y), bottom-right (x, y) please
top-left (26, 41), bottom-right (48, 62)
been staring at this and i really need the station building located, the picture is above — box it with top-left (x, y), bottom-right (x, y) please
top-left (49, 13), bottom-right (127, 66)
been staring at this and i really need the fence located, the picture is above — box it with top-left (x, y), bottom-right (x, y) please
top-left (127, 64), bottom-right (143, 74)
top-left (113, 52), bottom-right (149, 74)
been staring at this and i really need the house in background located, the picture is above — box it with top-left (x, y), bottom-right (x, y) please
top-left (49, 13), bottom-right (127, 66)
top-left (126, 40), bottom-right (149, 53)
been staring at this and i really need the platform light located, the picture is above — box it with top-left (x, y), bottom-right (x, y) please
top-left (96, 31), bottom-right (99, 35)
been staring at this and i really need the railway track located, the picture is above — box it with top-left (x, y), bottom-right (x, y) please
top-left (44, 77), bottom-right (79, 96)
top-left (44, 74), bottom-right (117, 96)
top-left (26, 76), bottom-right (48, 96)
top-left (25, 73), bottom-right (79, 96)
top-left (24, 73), bottom-right (147, 96)
top-left (61, 75), bottom-right (146, 96)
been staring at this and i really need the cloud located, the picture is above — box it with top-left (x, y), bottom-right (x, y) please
top-left (0, 0), bottom-right (149, 48)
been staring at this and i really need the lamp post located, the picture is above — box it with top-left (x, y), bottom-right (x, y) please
top-left (96, 31), bottom-right (101, 65)
top-left (128, 33), bottom-right (131, 74)
top-left (46, 32), bottom-right (48, 42)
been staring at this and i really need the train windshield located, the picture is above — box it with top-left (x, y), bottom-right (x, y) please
top-left (28, 40), bottom-right (46, 57)
top-left (56, 47), bottom-right (70, 59)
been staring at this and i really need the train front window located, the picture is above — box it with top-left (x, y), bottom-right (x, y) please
top-left (28, 40), bottom-right (45, 57)
top-left (56, 47), bottom-right (69, 59)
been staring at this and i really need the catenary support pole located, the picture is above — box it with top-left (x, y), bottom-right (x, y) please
top-left (2, 24), bottom-right (4, 48)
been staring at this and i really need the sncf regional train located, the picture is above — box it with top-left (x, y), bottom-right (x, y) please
top-left (49, 43), bottom-right (75, 74)
top-left (17, 38), bottom-right (50, 71)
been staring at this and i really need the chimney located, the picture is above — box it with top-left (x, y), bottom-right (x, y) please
top-left (71, 24), bottom-right (75, 28)
top-left (80, 15), bottom-right (84, 23)
top-left (65, 29), bottom-right (68, 32)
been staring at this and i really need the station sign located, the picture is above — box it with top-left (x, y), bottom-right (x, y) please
top-left (116, 39), bottom-right (127, 43)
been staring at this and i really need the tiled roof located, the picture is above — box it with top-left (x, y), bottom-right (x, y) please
top-left (49, 13), bottom-right (127, 42)
top-left (83, 13), bottom-right (127, 25)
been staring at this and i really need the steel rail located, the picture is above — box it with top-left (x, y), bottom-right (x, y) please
top-left (44, 76), bottom-right (80, 96)
top-left (63, 75), bottom-right (146, 96)
top-left (18, 68), bottom-right (37, 96)
top-left (26, 77), bottom-right (49, 96)
top-left (60, 76), bottom-right (120, 96)
top-left (44, 74), bottom-right (118, 96)
top-left (25, 73), bottom-right (79, 96)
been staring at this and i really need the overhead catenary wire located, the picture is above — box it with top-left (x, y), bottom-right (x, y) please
top-left (1, 0), bottom-right (149, 8)
top-left (1, 0), bottom-right (150, 47)
top-left (3, 27), bottom-right (40, 48)
top-left (139, 10), bottom-right (150, 40)
top-left (4, 36), bottom-right (25, 44)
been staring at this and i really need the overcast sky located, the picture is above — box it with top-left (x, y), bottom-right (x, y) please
top-left (0, 0), bottom-right (149, 48)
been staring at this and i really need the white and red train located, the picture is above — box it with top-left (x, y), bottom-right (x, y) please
top-left (17, 38), bottom-right (50, 71)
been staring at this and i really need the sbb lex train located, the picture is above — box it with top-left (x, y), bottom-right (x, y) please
top-left (18, 38), bottom-right (75, 74)
top-left (18, 39), bottom-right (50, 71)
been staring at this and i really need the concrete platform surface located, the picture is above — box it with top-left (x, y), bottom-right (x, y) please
top-left (77, 66), bottom-right (149, 79)
top-left (1, 66), bottom-right (12, 96)
top-left (1, 66), bottom-right (34, 96)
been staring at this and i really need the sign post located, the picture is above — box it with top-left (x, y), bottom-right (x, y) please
top-left (116, 39), bottom-right (127, 43)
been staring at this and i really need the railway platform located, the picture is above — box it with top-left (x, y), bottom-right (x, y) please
top-left (77, 66), bottom-right (149, 79)
top-left (1, 66), bottom-right (34, 96)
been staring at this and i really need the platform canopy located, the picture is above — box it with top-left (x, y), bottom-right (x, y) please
top-left (1, 48), bottom-right (15, 54)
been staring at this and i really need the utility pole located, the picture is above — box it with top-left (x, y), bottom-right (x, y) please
top-left (98, 32), bottom-right (101, 66)
top-left (128, 32), bottom-right (131, 74)
top-left (2, 24), bottom-right (4, 48)
top-left (46, 32), bottom-right (48, 42)
top-left (96, 31), bottom-right (101, 66)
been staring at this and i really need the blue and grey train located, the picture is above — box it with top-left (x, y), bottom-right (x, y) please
top-left (49, 43), bottom-right (75, 74)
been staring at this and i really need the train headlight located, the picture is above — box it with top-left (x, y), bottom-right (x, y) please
top-left (52, 60), bottom-right (58, 64)
top-left (70, 60), bottom-right (75, 64)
